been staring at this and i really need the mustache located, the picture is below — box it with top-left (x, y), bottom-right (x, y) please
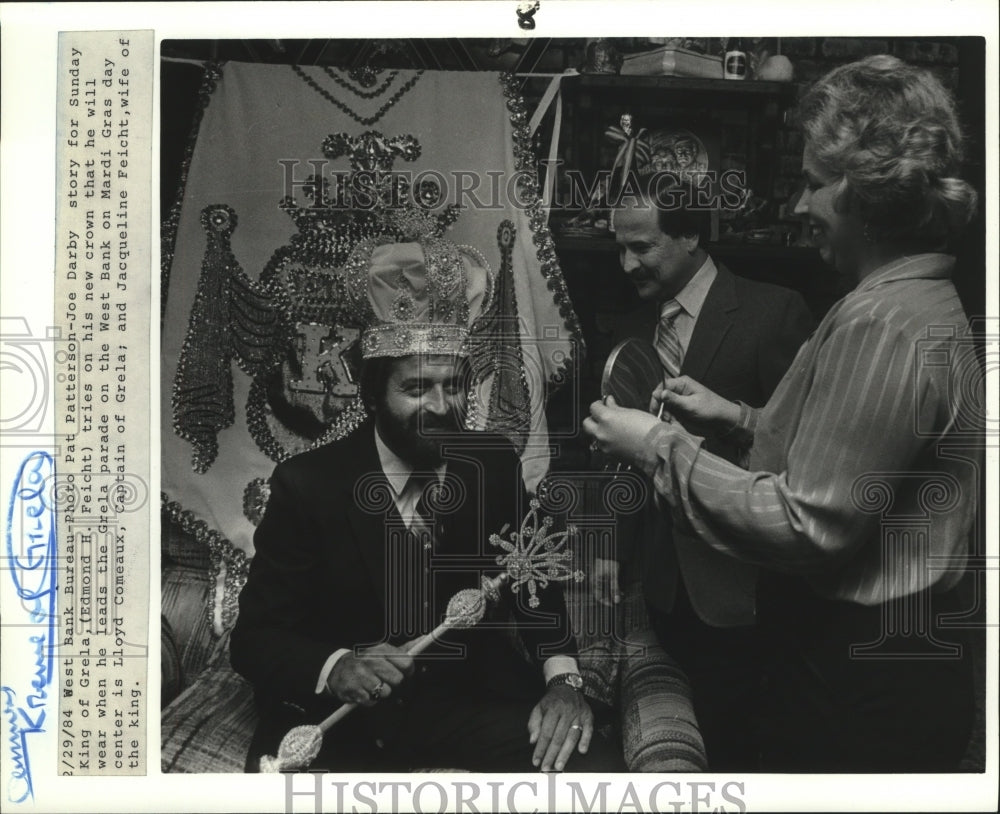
top-left (411, 413), bottom-right (460, 433)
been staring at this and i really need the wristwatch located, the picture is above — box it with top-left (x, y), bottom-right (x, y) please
top-left (546, 672), bottom-right (584, 692)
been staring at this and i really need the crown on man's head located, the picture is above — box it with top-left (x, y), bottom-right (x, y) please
top-left (343, 235), bottom-right (495, 359)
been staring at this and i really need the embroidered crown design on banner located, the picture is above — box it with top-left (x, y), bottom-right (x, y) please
top-left (174, 121), bottom-right (471, 477)
top-left (173, 67), bottom-right (531, 522)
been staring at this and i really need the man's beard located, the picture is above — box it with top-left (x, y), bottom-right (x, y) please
top-left (377, 409), bottom-right (461, 469)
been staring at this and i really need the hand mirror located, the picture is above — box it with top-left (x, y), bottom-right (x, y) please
top-left (600, 338), bottom-right (662, 410)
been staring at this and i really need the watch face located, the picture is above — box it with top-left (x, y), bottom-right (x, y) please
top-left (553, 673), bottom-right (583, 690)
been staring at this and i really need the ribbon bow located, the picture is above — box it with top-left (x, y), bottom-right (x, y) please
top-left (605, 114), bottom-right (650, 186)
top-left (571, 114), bottom-right (651, 222)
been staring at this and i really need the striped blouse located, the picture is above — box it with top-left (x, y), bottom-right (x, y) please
top-left (645, 254), bottom-right (982, 605)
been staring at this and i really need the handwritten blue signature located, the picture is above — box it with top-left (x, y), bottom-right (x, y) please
top-left (3, 451), bottom-right (57, 804)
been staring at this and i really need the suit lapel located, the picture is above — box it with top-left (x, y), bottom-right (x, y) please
top-left (435, 451), bottom-right (481, 556)
top-left (342, 426), bottom-right (397, 611)
top-left (682, 264), bottom-right (738, 382)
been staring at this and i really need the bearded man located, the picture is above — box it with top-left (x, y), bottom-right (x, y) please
top-left (231, 237), bottom-right (625, 773)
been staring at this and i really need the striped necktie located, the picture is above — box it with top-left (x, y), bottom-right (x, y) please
top-left (654, 298), bottom-right (684, 380)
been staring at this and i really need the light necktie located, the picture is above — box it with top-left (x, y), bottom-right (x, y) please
top-left (654, 298), bottom-right (684, 380)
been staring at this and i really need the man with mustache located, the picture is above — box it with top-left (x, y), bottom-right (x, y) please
top-left (594, 175), bottom-right (814, 769)
top-left (232, 236), bottom-right (624, 773)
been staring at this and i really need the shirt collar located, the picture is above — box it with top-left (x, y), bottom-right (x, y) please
top-left (373, 422), bottom-right (446, 498)
top-left (855, 253), bottom-right (955, 293)
top-left (672, 255), bottom-right (718, 319)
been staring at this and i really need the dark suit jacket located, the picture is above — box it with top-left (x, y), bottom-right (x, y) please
top-left (231, 421), bottom-right (576, 749)
top-left (614, 262), bottom-right (815, 626)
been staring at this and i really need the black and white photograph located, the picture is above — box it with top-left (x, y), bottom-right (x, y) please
top-left (159, 26), bottom-right (988, 780)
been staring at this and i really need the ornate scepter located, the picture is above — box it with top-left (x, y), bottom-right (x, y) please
top-left (260, 499), bottom-right (584, 773)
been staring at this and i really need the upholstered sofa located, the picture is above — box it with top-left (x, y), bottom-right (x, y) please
top-left (160, 484), bottom-right (707, 774)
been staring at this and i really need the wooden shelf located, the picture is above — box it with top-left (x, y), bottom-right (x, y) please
top-left (570, 74), bottom-right (798, 99)
top-left (554, 235), bottom-right (819, 261)
top-left (547, 72), bottom-right (841, 338)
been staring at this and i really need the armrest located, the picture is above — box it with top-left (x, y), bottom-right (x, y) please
top-left (161, 631), bottom-right (257, 773)
top-left (618, 628), bottom-right (707, 772)
top-left (161, 615), bottom-right (183, 708)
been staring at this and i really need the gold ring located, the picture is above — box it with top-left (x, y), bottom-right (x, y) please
top-left (370, 681), bottom-right (385, 701)
top-left (570, 724), bottom-right (583, 731)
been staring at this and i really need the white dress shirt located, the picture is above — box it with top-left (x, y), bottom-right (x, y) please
top-left (670, 254), bottom-right (718, 356)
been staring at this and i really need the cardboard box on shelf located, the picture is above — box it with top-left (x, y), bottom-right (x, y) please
top-left (620, 47), bottom-right (723, 78)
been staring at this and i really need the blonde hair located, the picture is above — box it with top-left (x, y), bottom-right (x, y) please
top-left (796, 55), bottom-right (977, 248)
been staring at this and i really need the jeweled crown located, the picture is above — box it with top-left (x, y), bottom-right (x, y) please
top-left (343, 235), bottom-right (495, 358)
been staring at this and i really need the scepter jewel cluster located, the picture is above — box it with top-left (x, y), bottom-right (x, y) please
top-left (490, 498), bottom-right (585, 608)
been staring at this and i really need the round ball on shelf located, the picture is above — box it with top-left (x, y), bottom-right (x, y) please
top-left (758, 55), bottom-right (794, 82)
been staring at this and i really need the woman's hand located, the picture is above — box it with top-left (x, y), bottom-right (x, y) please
top-left (583, 396), bottom-right (663, 474)
top-left (651, 376), bottom-right (741, 438)
top-left (591, 557), bottom-right (622, 607)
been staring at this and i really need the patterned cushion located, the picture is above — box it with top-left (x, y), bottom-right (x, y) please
top-left (161, 564), bottom-right (217, 687)
top-left (161, 633), bottom-right (256, 773)
top-left (619, 629), bottom-right (707, 772)
top-left (577, 639), bottom-right (619, 709)
top-left (161, 615), bottom-right (183, 707)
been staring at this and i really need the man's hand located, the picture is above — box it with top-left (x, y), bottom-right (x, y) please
top-left (651, 376), bottom-right (740, 438)
top-left (592, 558), bottom-right (622, 607)
top-left (326, 643), bottom-right (414, 706)
top-left (584, 396), bottom-right (662, 474)
top-left (527, 687), bottom-right (594, 772)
